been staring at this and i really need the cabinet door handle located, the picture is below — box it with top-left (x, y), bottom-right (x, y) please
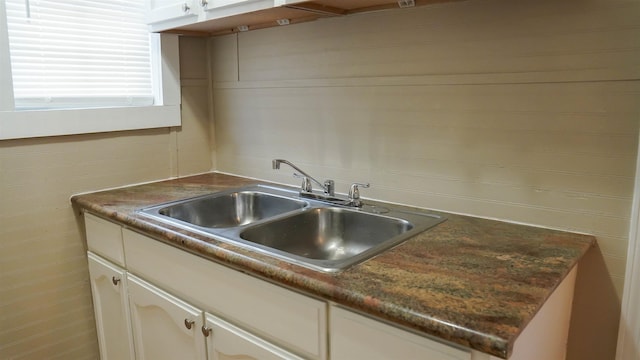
top-left (201, 326), bottom-right (212, 337)
top-left (111, 276), bottom-right (121, 286)
top-left (201, 0), bottom-right (208, 7)
top-left (182, 2), bottom-right (190, 13)
top-left (184, 319), bottom-right (195, 330)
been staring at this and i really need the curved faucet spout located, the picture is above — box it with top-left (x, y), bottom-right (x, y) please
top-left (272, 159), bottom-right (333, 195)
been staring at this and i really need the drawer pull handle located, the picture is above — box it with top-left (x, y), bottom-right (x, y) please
top-left (202, 326), bottom-right (212, 337)
top-left (182, 3), bottom-right (190, 13)
top-left (112, 277), bottom-right (121, 286)
top-left (184, 319), bottom-right (195, 330)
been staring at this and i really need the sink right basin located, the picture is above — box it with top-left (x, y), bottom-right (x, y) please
top-left (240, 207), bottom-right (413, 261)
top-left (238, 206), bottom-right (445, 272)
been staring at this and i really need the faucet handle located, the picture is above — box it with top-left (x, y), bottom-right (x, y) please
top-left (349, 183), bottom-right (370, 207)
top-left (293, 173), bottom-right (313, 192)
top-left (323, 180), bottom-right (335, 196)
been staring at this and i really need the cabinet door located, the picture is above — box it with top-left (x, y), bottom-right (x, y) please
top-left (274, 0), bottom-right (307, 5)
top-left (124, 229), bottom-right (327, 360)
top-left (330, 306), bottom-right (471, 360)
top-left (128, 275), bottom-right (207, 360)
top-left (87, 253), bottom-right (135, 360)
top-left (146, 0), bottom-right (200, 29)
top-left (201, 0), bottom-right (274, 21)
top-left (204, 313), bottom-right (304, 360)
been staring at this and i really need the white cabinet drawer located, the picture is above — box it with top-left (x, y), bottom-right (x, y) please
top-left (123, 229), bottom-right (327, 360)
top-left (330, 306), bottom-right (471, 360)
top-left (85, 213), bottom-right (125, 267)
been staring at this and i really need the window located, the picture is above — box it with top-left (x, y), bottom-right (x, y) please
top-left (0, 0), bottom-right (181, 140)
top-left (6, 0), bottom-right (154, 109)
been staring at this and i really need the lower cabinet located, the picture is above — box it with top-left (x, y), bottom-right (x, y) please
top-left (88, 246), bottom-right (477, 360)
top-left (86, 210), bottom-right (314, 360)
top-left (85, 212), bottom-right (572, 360)
top-left (84, 212), bottom-right (477, 360)
top-left (127, 275), bottom-right (207, 360)
top-left (87, 253), bottom-right (135, 360)
top-left (205, 314), bottom-right (304, 360)
top-left (122, 227), bottom-right (327, 360)
top-left (330, 306), bottom-right (471, 360)
top-left (126, 274), bottom-right (303, 360)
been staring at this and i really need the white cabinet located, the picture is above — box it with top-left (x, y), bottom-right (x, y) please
top-left (87, 253), bottom-right (135, 360)
top-left (273, 0), bottom-right (307, 5)
top-left (84, 212), bottom-right (325, 360)
top-left (330, 306), bottom-right (471, 360)
top-left (205, 314), bottom-right (304, 360)
top-left (146, 0), bottom-right (201, 31)
top-left (127, 273), bottom-right (303, 360)
top-left (85, 213), bottom-right (126, 267)
top-left (147, 0), bottom-right (277, 32)
top-left (84, 212), bottom-right (573, 360)
top-left (200, 0), bottom-right (275, 21)
top-left (127, 275), bottom-right (207, 360)
top-left (123, 228), bottom-right (327, 360)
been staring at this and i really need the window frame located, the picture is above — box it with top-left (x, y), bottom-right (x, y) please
top-left (0, 1), bottom-right (181, 140)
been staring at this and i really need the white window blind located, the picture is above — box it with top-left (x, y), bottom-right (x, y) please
top-left (5, 0), bottom-right (153, 109)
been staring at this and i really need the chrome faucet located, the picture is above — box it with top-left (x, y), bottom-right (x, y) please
top-left (272, 159), bottom-right (370, 207)
top-left (272, 159), bottom-right (335, 196)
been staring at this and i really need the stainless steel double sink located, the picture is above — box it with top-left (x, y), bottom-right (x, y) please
top-left (137, 185), bottom-right (445, 272)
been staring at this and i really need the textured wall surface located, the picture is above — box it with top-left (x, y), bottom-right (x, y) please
top-left (210, 0), bottom-right (640, 359)
top-left (0, 37), bottom-right (212, 359)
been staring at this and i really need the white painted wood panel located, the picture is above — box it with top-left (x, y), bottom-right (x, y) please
top-left (508, 267), bottom-right (577, 360)
top-left (84, 213), bottom-right (125, 267)
top-left (128, 275), bottom-right (207, 360)
top-left (205, 313), bottom-right (305, 360)
top-left (0, 0), bottom-right (14, 110)
top-left (330, 306), bottom-right (471, 360)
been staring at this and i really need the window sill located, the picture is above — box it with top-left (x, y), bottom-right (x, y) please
top-left (0, 104), bottom-right (181, 140)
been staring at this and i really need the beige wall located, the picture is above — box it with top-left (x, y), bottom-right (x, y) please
top-left (0, 37), bottom-right (212, 359)
top-left (1, 0), bottom-right (638, 358)
top-left (210, 0), bottom-right (640, 359)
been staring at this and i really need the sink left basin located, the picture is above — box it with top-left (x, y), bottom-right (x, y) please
top-left (139, 186), bottom-right (308, 229)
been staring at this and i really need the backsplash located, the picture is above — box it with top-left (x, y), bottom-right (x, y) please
top-left (210, 1), bottom-right (640, 359)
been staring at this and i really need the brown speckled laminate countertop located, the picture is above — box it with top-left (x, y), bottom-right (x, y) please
top-left (71, 172), bottom-right (594, 359)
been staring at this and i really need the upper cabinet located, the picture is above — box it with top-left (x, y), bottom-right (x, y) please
top-left (147, 0), bottom-right (279, 32)
top-left (201, 0), bottom-right (277, 19)
top-left (146, 0), bottom-right (465, 35)
top-left (146, 0), bottom-right (202, 31)
top-left (273, 0), bottom-right (308, 5)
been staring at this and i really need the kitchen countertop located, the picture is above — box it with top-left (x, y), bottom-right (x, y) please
top-left (71, 172), bottom-right (595, 359)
